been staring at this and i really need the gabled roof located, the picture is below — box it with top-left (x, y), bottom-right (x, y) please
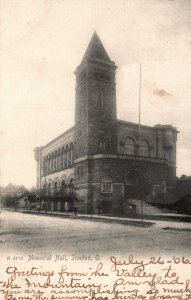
top-left (82, 31), bottom-right (111, 62)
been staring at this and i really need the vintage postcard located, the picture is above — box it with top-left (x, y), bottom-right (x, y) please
top-left (0, 0), bottom-right (191, 299)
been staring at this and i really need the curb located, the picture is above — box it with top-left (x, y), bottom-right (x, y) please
top-left (12, 209), bottom-right (154, 227)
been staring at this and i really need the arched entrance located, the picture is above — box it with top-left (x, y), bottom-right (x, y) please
top-left (53, 182), bottom-right (58, 211)
top-left (68, 178), bottom-right (74, 211)
top-left (125, 168), bottom-right (150, 201)
top-left (60, 180), bottom-right (66, 211)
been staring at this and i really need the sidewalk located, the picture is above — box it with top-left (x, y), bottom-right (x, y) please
top-left (20, 209), bottom-right (153, 227)
top-left (14, 208), bottom-right (191, 229)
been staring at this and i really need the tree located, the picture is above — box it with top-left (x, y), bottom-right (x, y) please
top-left (1, 183), bottom-right (28, 208)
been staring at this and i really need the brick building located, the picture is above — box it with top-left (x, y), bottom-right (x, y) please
top-left (34, 32), bottom-right (178, 215)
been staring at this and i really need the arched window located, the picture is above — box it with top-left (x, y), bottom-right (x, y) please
top-left (69, 178), bottom-right (74, 193)
top-left (124, 138), bottom-right (135, 155)
top-left (66, 145), bottom-right (69, 168)
top-left (55, 151), bottom-right (59, 171)
top-left (101, 176), bottom-right (112, 193)
top-left (139, 140), bottom-right (149, 157)
top-left (61, 180), bottom-right (66, 195)
top-left (53, 153), bottom-right (56, 171)
top-left (50, 154), bottom-right (53, 173)
top-left (68, 149), bottom-right (71, 167)
top-left (43, 158), bottom-right (46, 176)
top-left (50, 156), bottom-right (52, 174)
top-left (70, 144), bottom-right (74, 166)
top-left (57, 150), bottom-right (61, 170)
top-left (44, 157), bottom-right (47, 175)
top-left (60, 149), bottom-right (63, 170)
top-left (62, 148), bottom-right (65, 169)
top-left (54, 182), bottom-right (58, 195)
top-left (61, 180), bottom-right (66, 187)
top-left (48, 183), bottom-right (51, 195)
top-left (42, 184), bottom-right (46, 196)
top-left (47, 156), bottom-right (50, 174)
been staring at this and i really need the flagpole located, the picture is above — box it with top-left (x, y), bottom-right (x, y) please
top-left (138, 63), bottom-right (141, 135)
top-left (138, 63), bottom-right (144, 226)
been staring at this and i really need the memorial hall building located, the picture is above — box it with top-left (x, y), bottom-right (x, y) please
top-left (34, 32), bottom-right (178, 215)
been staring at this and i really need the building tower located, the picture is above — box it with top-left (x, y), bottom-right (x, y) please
top-left (74, 32), bottom-right (118, 213)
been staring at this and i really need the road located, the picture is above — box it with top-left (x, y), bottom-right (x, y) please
top-left (0, 210), bottom-right (191, 257)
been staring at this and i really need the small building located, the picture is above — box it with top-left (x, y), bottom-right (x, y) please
top-left (17, 194), bottom-right (31, 210)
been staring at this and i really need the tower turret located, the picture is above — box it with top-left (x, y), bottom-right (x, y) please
top-left (74, 32), bottom-right (117, 159)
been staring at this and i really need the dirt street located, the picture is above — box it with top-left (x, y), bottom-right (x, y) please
top-left (0, 210), bottom-right (191, 257)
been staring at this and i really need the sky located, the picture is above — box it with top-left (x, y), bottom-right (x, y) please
top-left (0, 0), bottom-right (191, 189)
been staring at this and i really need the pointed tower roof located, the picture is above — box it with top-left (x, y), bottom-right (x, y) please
top-left (82, 32), bottom-right (111, 62)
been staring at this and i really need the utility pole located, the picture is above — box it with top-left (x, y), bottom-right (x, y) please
top-left (138, 64), bottom-right (144, 226)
